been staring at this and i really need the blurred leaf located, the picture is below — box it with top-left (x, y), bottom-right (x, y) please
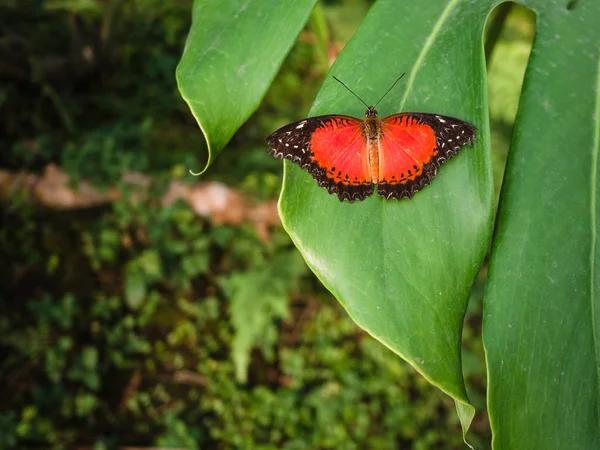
top-left (137, 249), bottom-right (163, 281)
top-left (487, 22), bottom-right (534, 125)
top-left (0, 412), bottom-right (18, 449)
top-left (81, 346), bottom-right (98, 370)
top-left (124, 249), bottom-right (163, 310)
top-left (220, 250), bottom-right (307, 383)
top-left (67, 347), bottom-right (100, 390)
top-left (75, 393), bottom-right (97, 417)
top-left (125, 270), bottom-right (146, 310)
top-left (44, 0), bottom-right (101, 12)
top-left (484, 0), bottom-right (600, 448)
top-left (155, 412), bottom-right (199, 450)
top-left (176, 0), bottom-right (318, 173)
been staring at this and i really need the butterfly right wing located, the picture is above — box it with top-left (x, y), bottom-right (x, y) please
top-left (267, 115), bottom-right (374, 202)
top-left (376, 113), bottom-right (476, 200)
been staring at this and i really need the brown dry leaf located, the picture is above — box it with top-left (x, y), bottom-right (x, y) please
top-left (2, 165), bottom-right (280, 241)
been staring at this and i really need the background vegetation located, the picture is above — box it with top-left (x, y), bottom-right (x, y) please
top-left (0, 1), bottom-right (533, 448)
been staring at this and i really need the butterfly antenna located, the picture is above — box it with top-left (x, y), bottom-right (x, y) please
top-left (333, 76), bottom-right (369, 109)
top-left (373, 72), bottom-right (406, 108)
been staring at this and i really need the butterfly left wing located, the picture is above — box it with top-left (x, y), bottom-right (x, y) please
top-left (377, 113), bottom-right (476, 200)
top-left (268, 115), bottom-right (374, 202)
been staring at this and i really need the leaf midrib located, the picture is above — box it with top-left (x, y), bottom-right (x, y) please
top-left (397, 0), bottom-right (461, 111)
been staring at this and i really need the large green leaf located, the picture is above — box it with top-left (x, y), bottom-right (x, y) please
top-left (484, 0), bottom-right (600, 448)
top-left (176, 0), bottom-right (317, 173)
top-left (280, 0), bottom-right (495, 437)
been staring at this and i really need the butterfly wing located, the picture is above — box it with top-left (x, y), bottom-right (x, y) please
top-left (377, 113), bottom-right (476, 200)
top-left (268, 115), bottom-right (374, 202)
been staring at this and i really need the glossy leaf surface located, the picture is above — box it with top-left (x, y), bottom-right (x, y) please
top-left (176, 0), bottom-right (317, 172)
top-left (279, 0), bottom-right (495, 436)
top-left (484, 1), bottom-right (600, 448)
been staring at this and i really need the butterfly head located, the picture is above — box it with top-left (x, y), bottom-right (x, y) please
top-left (333, 73), bottom-right (406, 120)
top-left (365, 106), bottom-right (378, 118)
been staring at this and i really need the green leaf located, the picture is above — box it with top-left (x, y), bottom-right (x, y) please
top-left (221, 250), bottom-right (307, 383)
top-left (155, 412), bottom-right (199, 450)
top-left (67, 347), bottom-right (100, 390)
top-left (125, 270), bottom-right (146, 310)
top-left (176, 0), bottom-right (318, 173)
top-left (279, 0), bottom-right (494, 438)
top-left (74, 393), bottom-right (97, 417)
top-left (137, 249), bottom-right (163, 282)
top-left (124, 250), bottom-right (162, 310)
top-left (484, 1), bottom-right (600, 448)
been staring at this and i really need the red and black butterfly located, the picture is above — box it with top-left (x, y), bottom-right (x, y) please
top-left (267, 74), bottom-right (476, 202)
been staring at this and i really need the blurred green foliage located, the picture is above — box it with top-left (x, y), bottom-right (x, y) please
top-left (486, 5), bottom-right (536, 200)
top-left (0, 1), bottom-right (533, 448)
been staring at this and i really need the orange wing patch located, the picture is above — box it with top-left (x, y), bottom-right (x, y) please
top-left (310, 117), bottom-right (371, 186)
top-left (378, 115), bottom-right (437, 185)
top-left (267, 114), bottom-right (374, 202)
top-left (375, 113), bottom-right (476, 200)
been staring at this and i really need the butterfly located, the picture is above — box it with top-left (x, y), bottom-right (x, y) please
top-left (267, 74), bottom-right (476, 202)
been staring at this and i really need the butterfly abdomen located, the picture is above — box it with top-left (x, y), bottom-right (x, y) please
top-left (363, 117), bottom-right (382, 183)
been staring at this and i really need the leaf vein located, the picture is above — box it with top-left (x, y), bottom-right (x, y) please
top-left (398, 0), bottom-right (461, 111)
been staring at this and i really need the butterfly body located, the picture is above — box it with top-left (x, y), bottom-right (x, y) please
top-left (268, 106), bottom-right (476, 202)
top-left (363, 108), bottom-right (382, 181)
